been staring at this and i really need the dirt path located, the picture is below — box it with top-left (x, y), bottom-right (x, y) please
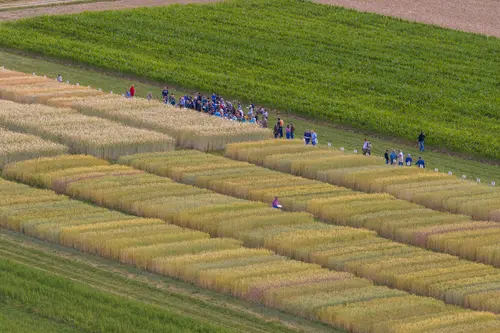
top-left (316, 0), bottom-right (500, 37)
top-left (0, 0), bottom-right (218, 20)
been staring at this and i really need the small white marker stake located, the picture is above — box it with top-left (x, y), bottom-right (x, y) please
top-left (340, 147), bottom-right (344, 151)
top-left (434, 168), bottom-right (439, 172)
top-left (110, 91), bottom-right (113, 94)
top-left (476, 178), bottom-right (481, 183)
top-left (448, 171), bottom-right (453, 176)
top-left (32, 72), bottom-right (36, 76)
top-left (353, 149), bottom-right (358, 154)
top-left (462, 175), bottom-right (467, 180)
top-left (98, 88), bottom-right (102, 92)
top-left (327, 142), bottom-right (332, 147)
top-left (66, 80), bottom-right (69, 84)
top-left (76, 83), bottom-right (79, 86)
top-left (492, 181), bottom-right (496, 186)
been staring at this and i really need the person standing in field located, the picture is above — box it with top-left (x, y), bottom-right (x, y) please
top-left (277, 118), bottom-right (284, 138)
top-left (405, 154), bottom-right (413, 166)
top-left (362, 139), bottom-right (369, 155)
top-left (129, 85), bottom-right (135, 97)
top-left (311, 130), bottom-right (318, 146)
top-left (273, 123), bottom-right (280, 138)
top-left (384, 150), bottom-right (389, 164)
top-left (262, 117), bottom-right (268, 129)
top-left (397, 150), bottom-right (404, 166)
top-left (418, 131), bottom-right (426, 152)
top-left (286, 124), bottom-right (291, 139)
top-left (146, 92), bottom-right (152, 101)
top-left (161, 86), bottom-right (169, 102)
top-left (415, 156), bottom-right (425, 168)
top-left (290, 123), bottom-right (295, 139)
top-left (366, 141), bottom-right (372, 155)
top-left (390, 150), bottom-right (397, 165)
top-left (304, 130), bottom-right (312, 145)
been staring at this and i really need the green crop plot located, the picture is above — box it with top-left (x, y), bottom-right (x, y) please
top-left (0, 0), bottom-right (498, 159)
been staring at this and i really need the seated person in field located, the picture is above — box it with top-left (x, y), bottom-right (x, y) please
top-left (272, 196), bottom-right (282, 209)
top-left (304, 130), bottom-right (312, 145)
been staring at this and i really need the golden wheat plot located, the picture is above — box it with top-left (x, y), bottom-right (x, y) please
top-left (6, 155), bottom-right (500, 314)
top-left (0, 100), bottom-right (175, 159)
top-left (0, 127), bottom-right (67, 167)
top-left (72, 96), bottom-right (272, 151)
top-left (226, 140), bottom-right (500, 222)
top-left (2, 177), bottom-right (492, 333)
top-left (118, 151), bottom-right (500, 269)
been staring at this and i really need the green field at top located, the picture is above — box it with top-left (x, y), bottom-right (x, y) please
top-left (0, 0), bottom-right (498, 159)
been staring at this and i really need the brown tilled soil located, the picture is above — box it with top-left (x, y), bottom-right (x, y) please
top-left (316, 0), bottom-right (500, 37)
top-left (0, 0), bottom-right (498, 37)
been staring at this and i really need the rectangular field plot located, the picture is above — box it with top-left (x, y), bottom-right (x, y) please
top-left (0, 100), bottom-right (175, 159)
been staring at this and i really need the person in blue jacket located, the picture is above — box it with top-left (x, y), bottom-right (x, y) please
top-left (415, 156), bottom-right (425, 168)
top-left (405, 154), bottom-right (413, 166)
top-left (389, 150), bottom-right (397, 165)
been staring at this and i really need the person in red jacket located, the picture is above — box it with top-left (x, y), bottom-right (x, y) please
top-left (129, 85), bottom-right (135, 97)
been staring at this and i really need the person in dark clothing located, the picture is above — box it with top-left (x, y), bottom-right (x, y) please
top-left (384, 150), bottom-right (389, 164)
top-left (304, 130), bottom-right (312, 145)
top-left (273, 124), bottom-right (280, 138)
top-left (161, 86), bottom-right (169, 102)
top-left (418, 131), bottom-right (426, 152)
top-left (415, 156), bottom-right (425, 168)
top-left (290, 123), bottom-right (295, 139)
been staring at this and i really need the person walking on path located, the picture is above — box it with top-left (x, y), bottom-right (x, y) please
top-left (384, 150), bottom-right (389, 164)
top-left (129, 85), bottom-right (135, 97)
top-left (415, 156), bottom-right (425, 168)
top-left (304, 130), bottom-right (312, 145)
top-left (405, 154), bottom-right (413, 166)
top-left (390, 150), bottom-right (397, 165)
top-left (311, 130), bottom-right (318, 146)
top-left (418, 131), bottom-right (426, 152)
top-left (290, 123), bottom-right (295, 139)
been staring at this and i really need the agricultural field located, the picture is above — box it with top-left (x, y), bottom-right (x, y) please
top-left (6, 155), bottom-right (500, 316)
top-left (0, 0), bottom-right (499, 159)
top-left (117, 149), bottom-right (500, 269)
top-left (0, 230), bottom-right (318, 333)
top-left (3, 173), bottom-right (495, 332)
top-left (225, 140), bottom-right (500, 222)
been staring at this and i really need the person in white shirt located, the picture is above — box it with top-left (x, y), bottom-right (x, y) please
top-left (56, 74), bottom-right (63, 82)
top-left (397, 150), bottom-right (404, 166)
top-left (362, 139), bottom-right (369, 155)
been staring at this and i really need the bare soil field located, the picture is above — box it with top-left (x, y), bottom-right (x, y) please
top-left (317, 0), bottom-right (500, 37)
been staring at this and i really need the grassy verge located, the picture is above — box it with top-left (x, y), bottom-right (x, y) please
top-left (1, 49), bottom-right (499, 183)
top-left (0, 229), bottom-right (337, 333)
top-left (0, 0), bottom-right (498, 159)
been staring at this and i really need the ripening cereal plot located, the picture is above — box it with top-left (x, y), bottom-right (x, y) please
top-left (0, 100), bottom-right (175, 159)
top-left (119, 150), bottom-right (500, 270)
top-left (225, 140), bottom-right (500, 221)
top-left (0, 127), bottom-right (67, 168)
top-left (72, 96), bottom-right (273, 151)
top-left (6, 155), bottom-right (500, 314)
top-left (3, 177), bottom-right (494, 333)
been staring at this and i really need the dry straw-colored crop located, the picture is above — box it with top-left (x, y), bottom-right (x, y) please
top-left (226, 140), bottom-right (500, 219)
top-left (0, 100), bottom-right (175, 159)
top-left (72, 96), bottom-right (273, 151)
top-left (0, 127), bottom-right (67, 167)
top-left (2, 177), bottom-right (491, 333)
top-left (6, 154), bottom-right (500, 314)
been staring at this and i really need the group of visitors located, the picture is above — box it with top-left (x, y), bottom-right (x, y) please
top-left (383, 149), bottom-right (424, 167)
top-left (273, 119), bottom-right (296, 138)
top-left (126, 85), bottom-right (274, 127)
